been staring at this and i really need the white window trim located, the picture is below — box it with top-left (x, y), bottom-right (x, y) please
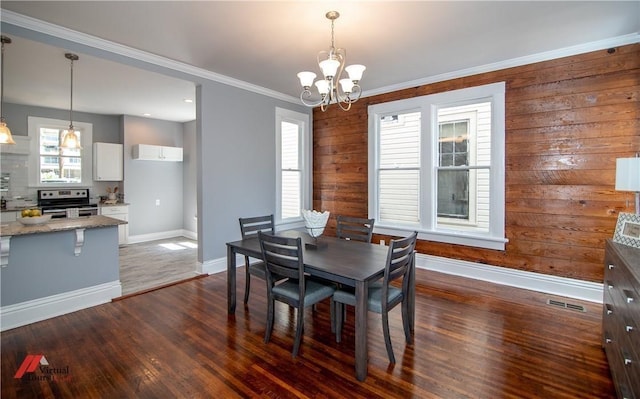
top-left (275, 107), bottom-right (311, 230)
top-left (28, 116), bottom-right (93, 188)
top-left (368, 82), bottom-right (507, 250)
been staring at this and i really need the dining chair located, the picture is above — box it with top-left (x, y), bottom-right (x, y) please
top-left (333, 231), bottom-right (418, 363)
top-left (239, 214), bottom-right (275, 304)
top-left (258, 231), bottom-right (336, 357)
top-left (336, 215), bottom-right (375, 243)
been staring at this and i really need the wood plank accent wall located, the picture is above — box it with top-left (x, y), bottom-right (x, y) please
top-left (312, 43), bottom-right (639, 283)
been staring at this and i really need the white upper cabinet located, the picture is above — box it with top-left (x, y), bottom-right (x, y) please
top-left (93, 142), bottom-right (124, 181)
top-left (131, 144), bottom-right (183, 162)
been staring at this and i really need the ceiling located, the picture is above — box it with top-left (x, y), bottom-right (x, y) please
top-left (1, 1), bottom-right (638, 123)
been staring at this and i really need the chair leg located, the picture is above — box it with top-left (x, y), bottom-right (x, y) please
top-left (401, 300), bottom-right (412, 344)
top-left (382, 311), bottom-right (396, 363)
top-left (330, 300), bottom-right (335, 333)
top-left (243, 266), bottom-right (251, 304)
top-left (292, 307), bottom-right (305, 357)
top-left (335, 302), bottom-right (344, 343)
top-left (264, 297), bottom-right (274, 344)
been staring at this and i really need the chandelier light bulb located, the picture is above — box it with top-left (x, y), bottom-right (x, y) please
top-left (315, 80), bottom-right (330, 95)
top-left (345, 64), bottom-right (366, 82)
top-left (339, 78), bottom-right (355, 94)
top-left (319, 58), bottom-right (340, 79)
top-left (297, 71), bottom-right (317, 88)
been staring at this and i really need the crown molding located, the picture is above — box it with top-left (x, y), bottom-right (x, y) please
top-left (363, 32), bottom-right (640, 98)
top-left (3, 9), bottom-right (638, 104)
top-left (0, 10), bottom-right (300, 105)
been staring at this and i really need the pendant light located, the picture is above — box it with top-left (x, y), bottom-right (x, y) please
top-left (0, 35), bottom-right (16, 145)
top-left (60, 53), bottom-right (81, 150)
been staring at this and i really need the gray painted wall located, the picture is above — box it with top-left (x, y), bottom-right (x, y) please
top-left (196, 81), bottom-right (308, 262)
top-left (183, 120), bottom-right (197, 236)
top-left (3, 102), bottom-right (121, 143)
top-left (123, 116), bottom-right (184, 236)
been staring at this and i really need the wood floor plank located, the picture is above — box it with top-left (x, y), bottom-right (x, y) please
top-left (1, 268), bottom-right (614, 398)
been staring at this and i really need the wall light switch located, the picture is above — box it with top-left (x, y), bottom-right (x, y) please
top-left (155, 199), bottom-right (160, 206)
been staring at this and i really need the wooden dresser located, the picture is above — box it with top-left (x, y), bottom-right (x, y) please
top-left (603, 239), bottom-right (640, 399)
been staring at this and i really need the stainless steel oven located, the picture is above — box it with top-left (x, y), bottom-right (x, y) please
top-left (37, 189), bottom-right (99, 219)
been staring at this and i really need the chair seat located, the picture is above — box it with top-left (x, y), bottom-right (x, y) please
top-left (273, 279), bottom-right (336, 306)
top-left (333, 285), bottom-right (403, 313)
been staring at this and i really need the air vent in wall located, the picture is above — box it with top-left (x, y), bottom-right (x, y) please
top-left (547, 299), bottom-right (586, 312)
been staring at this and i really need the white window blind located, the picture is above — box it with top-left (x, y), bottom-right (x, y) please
top-left (275, 108), bottom-right (310, 227)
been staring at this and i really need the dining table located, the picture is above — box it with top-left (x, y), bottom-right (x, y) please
top-left (226, 229), bottom-right (415, 381)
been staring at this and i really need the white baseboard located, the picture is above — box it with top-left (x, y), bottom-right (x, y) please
top-left (182, 230), bottom-right (197, 240)
top-left (127, 229), bottom-right (192, 244)
top-left (0, 281), bottom-right (122, 331)
top-left (201, 257), bottom-right (228, 275)
top-left (417, 254), bottom-right (603, 303)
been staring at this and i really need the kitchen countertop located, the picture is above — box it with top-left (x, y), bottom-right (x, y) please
top-left (0, 215), bottom-right (127, 237)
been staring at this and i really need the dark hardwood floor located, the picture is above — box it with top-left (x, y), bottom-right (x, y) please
top-left (1, 268), bottom-right (614, 398)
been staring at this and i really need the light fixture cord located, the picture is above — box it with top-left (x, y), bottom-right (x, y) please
top-left (69, 57), bottom-right (74, 129)
top-left (1, 39), bottom-right (5, 119)
top-left (330, 18), bottom-right (336, 50)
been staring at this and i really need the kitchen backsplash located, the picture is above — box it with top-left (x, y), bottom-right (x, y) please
top-left (1, 153), bottom-right (121, 206)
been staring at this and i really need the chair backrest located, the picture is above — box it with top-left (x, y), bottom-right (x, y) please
top-left (239, 214), bottom-right (275, 239)
top-left (336, 215), bottom-right (375, 243)
top-left (258, 231), bottom-right (305, 288)
top-left (381, 232), bottom-right (418, 307)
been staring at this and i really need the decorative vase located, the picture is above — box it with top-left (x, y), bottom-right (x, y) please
top-left (302, 209), bottom-right (330, 250)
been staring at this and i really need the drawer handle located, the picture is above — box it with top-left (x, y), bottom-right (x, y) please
top-left (605, 304), bottom-right (613, 315)
top-left (623, 289), bottom-right (635, 303)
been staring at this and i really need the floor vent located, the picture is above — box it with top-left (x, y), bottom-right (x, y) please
top-left (547, 299), bottom-right (586, 312)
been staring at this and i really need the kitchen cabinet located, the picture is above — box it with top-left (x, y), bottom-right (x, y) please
top-left (0, 135), bottom-right (31, 155)
top-left (131, 144), bottom-right (182, 162)
top-left (100, 204), bottom-right (128, 245)
top-left (93, 142), bottom-right (123, 181)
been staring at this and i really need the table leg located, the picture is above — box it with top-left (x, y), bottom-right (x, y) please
top-left (227, 245), bottom-right (236, 314)
top-left (355, 280), bottom-right (368, 381)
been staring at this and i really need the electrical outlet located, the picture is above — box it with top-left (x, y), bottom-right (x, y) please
top-left (380, 239), bottom-right (385, 246)
top-left (155, 199), bottom-right (160, 206)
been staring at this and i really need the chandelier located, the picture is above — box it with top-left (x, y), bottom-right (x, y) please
top-left (297, 11), bottom-right (365, 112)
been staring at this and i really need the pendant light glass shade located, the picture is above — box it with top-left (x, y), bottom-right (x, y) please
top-left (0, 35), bottom-right (16, 145)
top-left (61, 128), bottom-right (81, 150)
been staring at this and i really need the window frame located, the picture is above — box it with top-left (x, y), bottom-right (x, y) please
top-left (275, 107), bottom-right (311, 229)
top-left (368, 82), bottom-right (507, 250)
top-left (28, 116), bottom-right (93, 188)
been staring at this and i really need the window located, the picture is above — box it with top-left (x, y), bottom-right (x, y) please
top-left (275, 108), bottom-right (311, 227)
top-left (28, 117), bottom-right (93, 187)
top-left (368, 82), bottom-right (506, 250)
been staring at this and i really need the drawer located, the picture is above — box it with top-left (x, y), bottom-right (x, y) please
top-left (100, 205), bottom-right (128, 216)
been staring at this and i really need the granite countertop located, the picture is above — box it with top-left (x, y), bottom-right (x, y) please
top-left (0, 215), bottom-right (127, 237)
